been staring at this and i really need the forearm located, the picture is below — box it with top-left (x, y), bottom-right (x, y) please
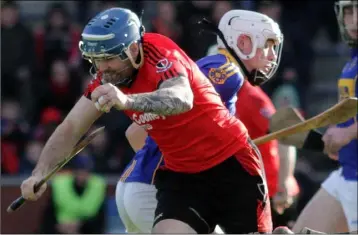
top-left (32, 122), bottom-right (82, 177)
top-left (124, 76), bottom-right (194, 116)
top-left (125, 88), bottom-right (193, 116)
top-left (32, 96), bottom-right (102, 177)
top-left (125, 123), bottom-right (148, 152)
top-left (277, 143), bottom-right (297, 186)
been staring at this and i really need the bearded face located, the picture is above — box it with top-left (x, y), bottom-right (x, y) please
top-left (95, 57), bottom-right (134, 86)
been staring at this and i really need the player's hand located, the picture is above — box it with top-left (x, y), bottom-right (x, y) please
top-left (322, 126), bottom-right (353, 160)
top-left (272, 181), bottom-right (294, 215)
top-left (91, 83), bottom-right (128, 112)
top-left (20, 176), bottom-right (47, 201)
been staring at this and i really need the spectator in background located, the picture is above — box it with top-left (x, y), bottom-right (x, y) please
top-left (1, 99), bottom-right (29, 175)
top-left (39, 155), bottom-right (106, 234)
top-left (204, 1), bottom-right (233, 56)
top-left (151, 2), bottom-right (183, 44)
top-left (257, 0), bottom-right (282, 22)
top-left (211, 1), bottom-right (233, 25)
top-left (273, 0), bottom-right (315, 110)
top-left (1, 1), bottom-right (36, 120)
top-left (86, 125), bottom-right (111, 173)
top-left (270, 68), bottom-right (301, 111)
top-left (32, 107), bottom-right (63, 143)
top-left (20, 140), bottom-right (44, 175)
top-left (177, 1), bottom-right (217, 60)
top-left (36, 59), bottom-right (82, 115)
top-left (33, 3), bottom-right (81, 75)
top-left (257, 1), bottom-right (306, 110)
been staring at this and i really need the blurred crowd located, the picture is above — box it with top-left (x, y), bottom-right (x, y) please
top-left (1, 0), bottom-right (342, 177)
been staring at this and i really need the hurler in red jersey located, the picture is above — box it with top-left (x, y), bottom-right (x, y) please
top-left (19, 8), bottom-right (283, 234)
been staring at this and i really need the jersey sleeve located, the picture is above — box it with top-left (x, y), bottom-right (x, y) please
top-left (152, 56), bottom-right (190, 88)
top-left (197, 56), bottom-right (244, 105)
top-left (83, 73), bottom-right (102, 100)
top-left (143, 41), bottom-right (190, 88)
top-left (253, 101), bottom-right (276, 135)
top-left (236, 93), bottom-right (276, 138)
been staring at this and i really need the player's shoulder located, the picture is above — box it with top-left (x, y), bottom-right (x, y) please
top-left (341, 54), bottom-right (357, 78)
top-left (240, 82), bottom-right (276, 110)
top-left (196, 53), bottom-right (228, 70)
top-left (142, 33), bottom-right (188, 72)
top-left (197, 53), bottom-right (243, 85)
top-left (142, 33), bottom-right (178, 57)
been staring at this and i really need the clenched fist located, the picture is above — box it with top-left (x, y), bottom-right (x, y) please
top-left (91, 83), bottom-right (129, 113)
top-left (20, 176), bottom-right (47, 201)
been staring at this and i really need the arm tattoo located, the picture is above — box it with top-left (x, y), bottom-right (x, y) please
top-left (125, 76), bottom-right (194, 116)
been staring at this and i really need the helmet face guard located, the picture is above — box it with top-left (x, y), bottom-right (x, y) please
top-left (335, 0), bottom-right (358, 47)
top-left (79, 36), bottom-right (129, 63)
top-left (249, 36), bottom-right (284, 86)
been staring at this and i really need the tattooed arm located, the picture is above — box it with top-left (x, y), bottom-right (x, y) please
top-left (125, 76), bottom-right (194, 116)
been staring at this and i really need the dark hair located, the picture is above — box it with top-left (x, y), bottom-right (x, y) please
top-left (44, 3), bottom-right (70, 31)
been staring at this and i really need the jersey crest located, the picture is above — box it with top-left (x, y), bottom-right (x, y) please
top-left (208, 67), bottom-right (228, 84)
top-left (208, 63), bottom-right (239, 85)
top-left (156, 58), bottom-right (173, 73)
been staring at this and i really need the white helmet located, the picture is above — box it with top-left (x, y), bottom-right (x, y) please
top-left (334, 0), bottom-right (357, 47)
top-left (218, 10), bottom-right (283, 84)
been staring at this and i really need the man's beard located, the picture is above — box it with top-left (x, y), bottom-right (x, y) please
top-left (102, 67), bottom-right (132, 85)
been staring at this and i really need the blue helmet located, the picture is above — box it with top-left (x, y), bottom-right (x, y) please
top-left (79, 8), bottom-right (144, 63)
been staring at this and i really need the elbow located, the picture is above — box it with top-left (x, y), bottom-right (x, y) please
top-left (125, 123), bottom-right (138, 143)
top-left (125, 123), bottom-right (147, 152)
top-left (58, 119), bottom-right (82, 141)
top-left (182, 95), bottom-right (194, 112)
top-left (179, 90), bottom-right (194, 113)
top-left (57, 120), bottom-right (74, 134)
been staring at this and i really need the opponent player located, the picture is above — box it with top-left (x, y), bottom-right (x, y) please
top-left (293, 0), bottom-right (358, 233)
top-left (20, 8), bottom-right (283, 234)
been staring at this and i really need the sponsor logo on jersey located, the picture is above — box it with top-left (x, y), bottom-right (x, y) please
top-left (132, 113), bottom-right (166, 124)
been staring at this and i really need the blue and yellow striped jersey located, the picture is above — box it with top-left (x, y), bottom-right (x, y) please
top-left (337, 49), bottom-right (357, 181)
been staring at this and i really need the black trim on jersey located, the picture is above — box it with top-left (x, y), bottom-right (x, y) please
top-left (161, 70), bottom-right (170, 81)
top-left (144, 55), bottom-right (156, 66)
top-left (157, 79), bottom-right (164, 89)
top-left (143, 42), bottom-right (164, 62)
top-left (167, 69), bottom-right (175, 79)
top-left (173, 68), bottom-right (186, 78)
top-left (160, 68), bottom-right (187, 82)
top-left (146, 42), bottom-right (164, 59)
top-left (143, 46), bottom-right (158, 66)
